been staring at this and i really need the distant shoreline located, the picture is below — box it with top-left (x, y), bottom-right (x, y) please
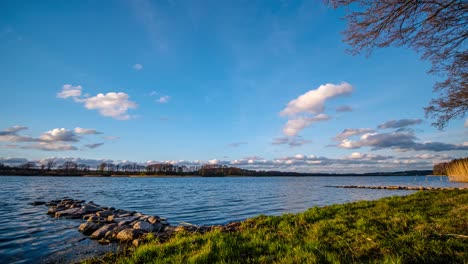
top-left (0, 170), bottom-right (435, 177)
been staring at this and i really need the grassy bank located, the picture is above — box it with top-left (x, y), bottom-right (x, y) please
top-left (87, 190), bottom-right (468, 264)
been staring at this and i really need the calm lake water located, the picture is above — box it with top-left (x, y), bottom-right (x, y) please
top-left (0, 175), bottom-right (466, 263)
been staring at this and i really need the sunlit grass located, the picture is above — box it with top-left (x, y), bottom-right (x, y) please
top-left (85, 190), bottom-right (468, 264)
top-left (446, 158), bottom-right (468, 182)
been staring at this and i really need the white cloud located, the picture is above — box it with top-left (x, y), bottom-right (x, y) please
top-left (56, 84), bottom-right (82, 99)
top-left (0, 125), bottom-right (108, 152)
top-left (74, 127), bottom-right (101, 135)
top-left (79, 92), bottom-right (137, 120)
top-left (283, 114), bottom-right (329, 136)
top-left (133, 64), bottom-right (143, 70)
top-left (39, 128), bottom-right (79, 142)
top-left (280, 82), bottom-right (353, 116)
top-left (157, 95), bottom-right (170, 104)
top-left (334, 128), bottom-right (375, 141)
top-left (279, 82), bottom-right (352, 137)
top-left (57, 84), bottom-right (138, 120)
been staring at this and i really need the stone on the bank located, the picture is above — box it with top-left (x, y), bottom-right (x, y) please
top-left (115, 216), bottom-right (139, 226)
top-left (152, 222), bottom-right (164, 232)
top-left (79, 222), bottom-right (101, 236)
top-left (148, 216), bottom-right (159, 224)
top-left (47, 205), bottom-right (66, 215)
top-left (160, 219), bottom-right (169, 226)
top-left (116, 228), bottom-right (143, 242)
top-left (55, 207), bottom-right (82, 218)
top-left (82, 205), bottom-right (100, 214)
top-left (133, 221), bottom-right (153, 232)
top-left (31, 201), bottom-right (46, 206)
top-left (90, 223), bottom-right (117, 239)
top-left (132, 238), bottom-right (143, 247)
top-left (104, 225), bottom-right (125, 240)
top-left (96, 210), bottom-right (112, 217)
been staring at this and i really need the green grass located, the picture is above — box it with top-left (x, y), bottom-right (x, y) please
top-left (86, 190), bottom-right (468, 264)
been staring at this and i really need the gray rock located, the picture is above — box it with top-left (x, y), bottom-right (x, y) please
top-left (152, 222), bottom-right (164, 232)
top-left (55, 207), bottom-right (82, 218)
top-left (104, 225), bottom-right (125, 239)
top-left (31, 201), bottom-right (46, 206)
top-left (79, 222), bottom-right (101, 236)
top-left (107, 215), bottom-right (117, 222)
top-left (90, 223), bottom-right (117, 239)
top-left (115, 216), bottom-right (139, 226)
top-left (47, 205), bottom-right (66, 215)
top-left (96, 210), bottom-right (112, 218)
top-left (133, 221), bottom-right (153, 232)
top-left (82, 205), bottom-right (100, 214)
top-left (116, 228), bottom-right (143, 242)
top-left (148, 216), bottom-right (160, 224)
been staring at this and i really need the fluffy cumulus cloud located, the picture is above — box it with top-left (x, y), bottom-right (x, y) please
top-left (272, 136), bottom-right (311, 147)
top-left (57, 84), bottom-right (137, 120)
top-left (80, 92), bottom-right (137, 120)
top-left (0, 125), bottom-right (104, 151)
top-left (334, 128), bottom-right (375, 141)
top-left (133, 64), bottom-right (143, 70)
top-left (377, 119), bottom-right (422, 129)
top-left (337, 131), bottom-right (468, 152)
top-left (279, 82), bottom-right (352, 137)
top-left (56, 84), bottom-right (82, 99)
top-left (280, 82), bottom-right (353, 116)
top-left (39, 128), bottom-right (79, 142)
top-left (283, 114), bottom-right (330, 136)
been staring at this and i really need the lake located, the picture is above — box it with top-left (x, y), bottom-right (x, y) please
top-left (0, 175), bottom-right (466, 263)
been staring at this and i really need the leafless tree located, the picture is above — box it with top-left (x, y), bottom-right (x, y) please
top-left (46, 160), bottom-right (56, 171)
top-left (326, 0), bottom-right (467, 129)
top-left (20, 162), bottom-right (36, 169)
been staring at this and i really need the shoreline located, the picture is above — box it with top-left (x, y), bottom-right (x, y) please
top-left (85, 189), bottom-right (468, 263)
top-left (37, 189), bottom-right (468, 263)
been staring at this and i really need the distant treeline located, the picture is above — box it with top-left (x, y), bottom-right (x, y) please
top-left (0, 161), bottom-right (432, 177)
top-left (433, 157), bottom-right (468, 182)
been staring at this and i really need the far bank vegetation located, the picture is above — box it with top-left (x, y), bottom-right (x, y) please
top-left (434, 158), bottom-right (468, 182)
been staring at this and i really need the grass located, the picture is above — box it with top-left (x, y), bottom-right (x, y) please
top-left (446, 158), bottom-right (468, 182)
top-left (85, 190), bottom-right (468, 264)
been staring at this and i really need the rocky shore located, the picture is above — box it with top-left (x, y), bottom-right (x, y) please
top-left (33, 198), bottom-right (241, 248)
top-left (326, 185), bottom-right (467, 190)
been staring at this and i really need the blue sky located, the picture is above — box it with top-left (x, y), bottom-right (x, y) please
top-left (1, 0), bottom-right (466, 172)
